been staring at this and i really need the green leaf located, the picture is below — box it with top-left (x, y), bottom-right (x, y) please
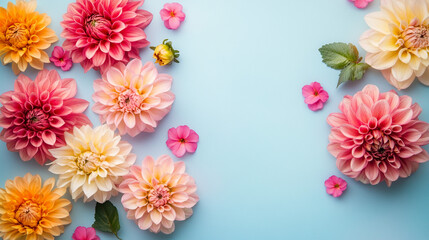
top-left (92, 201), bottom-right (122, 240)
top-left (319, 42), bottom-right (359, 70)
top-left (150, 46), bottom-right (156, 50)
top-left (337, 62), bottom-right (370, 87)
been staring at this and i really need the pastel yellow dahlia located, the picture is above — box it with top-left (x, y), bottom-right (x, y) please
top-left (48, 125), bottom-right (136, 203)
top-left (0, 173), bottom-right (72, 240)
top-left (0, 0), bottom-right (58, 74)
top-left (360, 0), bottom-right (429, 89)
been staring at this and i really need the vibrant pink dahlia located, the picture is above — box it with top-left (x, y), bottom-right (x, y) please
top-left (119, 155), bottom-right (199, 234)
top-left (327, 84), bottom-right (429, 186)
top-left (0, 70), bottom-right (92, 165)
top-left (92, 59), bottom-right (175, 136)
top-left (61, 0), bottom-right (153, 74)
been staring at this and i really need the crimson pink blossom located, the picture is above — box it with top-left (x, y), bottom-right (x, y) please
top-left (160, 3), bottom-right (186, 30)
top-left (166, 125), bottom-right (199, 158)
top-left (72, 226), bottom-right (100, 240)
top-left (302, 82), bottom-right (329, 111)
top-left (348, 0), bottom-right (373, 9)
top-left (327, 84), bottom-right (429, 186)
top-left (49, 46), bottom-right (73, 71)
top-left (325, 175), bottom-right (347, 197)
top-left (61, 0), bottom-right (153, 74)
top-left (0, 70), bottom-right (92, 165)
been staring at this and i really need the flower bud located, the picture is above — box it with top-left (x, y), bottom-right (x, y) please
top-left (151, 39), bottom-right (180, 66)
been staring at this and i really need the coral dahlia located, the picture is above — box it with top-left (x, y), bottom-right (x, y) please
top-left (48, 125), bottom-right (136, 203)
top-left (0, 0), bottom-right (58, 74)
top-left (0, 173), bottom-right (72, 240)
top-left (61, 0), bottom-right (153, 74)
top-left (0, 70), bottom-right (91, 165)
top-left (92, 59), bottom-right (175, 136)
top-left (327, 84), bottom-right (429, 186)
top-left (119, 155), bottom-right (199, 234)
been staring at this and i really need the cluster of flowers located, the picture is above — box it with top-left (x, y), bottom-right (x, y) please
top-left (0, 0), bottom-right (197, 239)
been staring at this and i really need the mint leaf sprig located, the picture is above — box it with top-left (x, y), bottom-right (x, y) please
top-left (319, 42), bottom-right (370, 87)
top-left (92, 200), bottom-right (122, 240)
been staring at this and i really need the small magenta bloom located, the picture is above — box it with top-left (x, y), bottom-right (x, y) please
top-left (302, 82), bottom-right (329, 111)
top-left (160, 3), bottom-right (186, 30)
top-left (72, 226), bottom-right (100, 240)
top-left (325, 175), bottom-right (347, 197)
top-left (348, 0), bottom-right (373, 9)
top-left (49, 46), bottom-right (73, 71)
top-left (166, 125), bottom-right (199, 158)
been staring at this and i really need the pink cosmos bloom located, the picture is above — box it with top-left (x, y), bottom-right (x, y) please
top-left (49, 46), bottom-right (73, 71)
top-left (61, 0), bottom-right (153, 74)
top-left (160, 3), bottom-right (186, 30)
top-left (166, 125), bottom-right (199, 158)
top-left (119, 155), bottom-right (199, 234)
top-left (325, 175), bottom-right (347, 197)
top-left (92, 59), bottom-right (175, 136)
top-left (72, 226), bottom-right (100, 240)
top-left (0, 70), bottom-right (92, 165)
top-left (349, 0), bottom-right (373, 9)
top-left (327, 84), bottom-right (429, 186)
top-left (302, 82), bottom-right (329, 111)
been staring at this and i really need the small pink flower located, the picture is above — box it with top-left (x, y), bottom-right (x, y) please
top-left (166, 125), bottom-right (199, 158)
top-left (160, 3), bottom-right (186, 30)
top-left (348, 0), bottom-right (373, 9)
top-left (325, 175), bottom-right (347, 197)
top-left (49, 46), bottom-right (73, 71)
top-left (72, 226), bottom-right (100, 240)
top-left (302, 82), bottom-right (329, 111)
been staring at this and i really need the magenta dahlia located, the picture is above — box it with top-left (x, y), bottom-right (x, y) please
top-left (61, 0), bottom-right (153, 74)
top-left (0, 70), bottom-right (92, 165)
top-left (327, 85), bottom-right (429, 186)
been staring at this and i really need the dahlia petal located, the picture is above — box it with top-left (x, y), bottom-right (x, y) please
top-left (137, 213), bottom-right (152, 230)
top-left (122, 27), bottom-right (146, 42)
top-left (364, 11), bottom-right (390, 35)
top-left (85, 44), bottom-right (99, 59)
top-left (371, 100), bottom-right (390, 120)
top-left (135, 9), bottom-right (153, 28)
top-left (150, 210), bottom-right (162, 225)
top-left (408, 150), bottom-right (429, 163)
top-left (82, 180), bottom-right (98, 198)
top-left (392, 108), bottom-right (413, 125)
top-left (350, 157), bottom-right (367, 172)
top-left (340, 125), bottom-right (360, 138)
top-left (93, 52), bottom-right (107, 67)
top-left (71, 174), bottom-right (86, 193)
top-left (112, 21), bottom-right (126, 32)
top-left (15, 138), bottom-right (29, 150)
top-left (109, 44), bottom-right (125, 61)
top-left (384, 166), bottom-right (399, 182)
top-left (109, 32), bottom-right (124, 43)
top-left (64, 98), bottom-right (89, 113)
top-left (124, 112), bottom-right (136, 128)
top-left (365, 51), bottom-right (398, 70)
top-left (42, 130), bottom-right (56, 145)
top-left (392, 61), bottom-right (414, 82)
top-left (99, 40), bottom-right (111, 53)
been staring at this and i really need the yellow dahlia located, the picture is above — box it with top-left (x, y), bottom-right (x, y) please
top-left (0, 0), bottom-right (58, 74)
top-left (360, 0), bottom-right (429, 89)
top-left (48, 125), bottom-right (136, 203)
top-left (0, 173), bottom-right (72, 240)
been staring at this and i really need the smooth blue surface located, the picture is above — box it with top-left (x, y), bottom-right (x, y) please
top-left (1, 0), bottom-right (429, 239)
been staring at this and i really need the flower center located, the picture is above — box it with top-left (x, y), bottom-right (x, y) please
top-left (118, 89), bottom-right (143, 113)
top-left (334, 184), bottom-right (340, 188)
top-left (84, 14), bottom-right (111, 40)
top-left (402, 25), bottom-right (429, 49)
top-left (148, 184), bottom-right (170, 208)
top-left (179, 138), bottom-right (186, 143)
top-left (363, 130), bottom-right (395, 161)
top-left (170, 11), bottom-right (176, 17)
top-left (76, 151), bottom-right (102, 174)
top-left (15, 200), bottom-right (42, 228)
top-left (6, 23), bottom-right (29, 49)
top-left (25, 108), bottom-right (50, 131)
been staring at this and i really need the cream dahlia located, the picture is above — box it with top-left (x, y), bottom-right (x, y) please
top-left (0, 70), bottom-right (91, 165)
top-left (119, 155), bottom-right (199, 234)
top-left (92, 59), bottom-right (175, 136)
top-left (360, 0), bottom-right (429, 89)
top-left (48, 124), bottom-right (136, 203)
top-left (0, 0), bottom-right (58, 74)
top-left (61, 0), bottom-right (153, 74)
top-left (0, 173), bottom-right (72, 240)
top-left (327, 84), bottom-right (429, 186)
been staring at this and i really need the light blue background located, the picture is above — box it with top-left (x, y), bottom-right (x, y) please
top-left (0, 0), bottom-right (429, 239)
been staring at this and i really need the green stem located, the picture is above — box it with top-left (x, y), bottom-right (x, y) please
top-left (114, 232), bottom-right (122, 240)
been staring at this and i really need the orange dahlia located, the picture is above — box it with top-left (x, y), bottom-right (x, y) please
top-left (0, 0), bottom-right (58, 74)
top-left (0, 173), bottom-right (72, 240)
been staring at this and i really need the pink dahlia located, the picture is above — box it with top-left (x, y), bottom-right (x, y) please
top-left (61, 0), bottom-right (153, 74)
top-left (0, 70), bottom-right (92, 165)
top-left (327, 84), bottom-right (429, 186)
top-left (92, 59), bottom-right (175, 136)
top-left (119, 155), bottom-right (199, 234)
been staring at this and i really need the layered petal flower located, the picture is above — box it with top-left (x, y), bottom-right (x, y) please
top-left (0, 70), bottom-right (92, 165)
top-left (61, 0), bottom-right (153, 74)
top-left (118, 155), bottom-right (199, 234)
top-left (0, 0), bottom-right (58, 74)
top-left (48, 125), bottom-right (136, 203)
top-left (0, 173), bottom-right (72, 240)
top-left (92, 60), bottom-right (175, 136)
top-left (327, 84), bottom-right (429, 186)
top-left (360, 0), bottom-right (429, 89)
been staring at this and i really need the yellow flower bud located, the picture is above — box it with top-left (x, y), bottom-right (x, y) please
top-left (153, 44), bottom-right (175, 66)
